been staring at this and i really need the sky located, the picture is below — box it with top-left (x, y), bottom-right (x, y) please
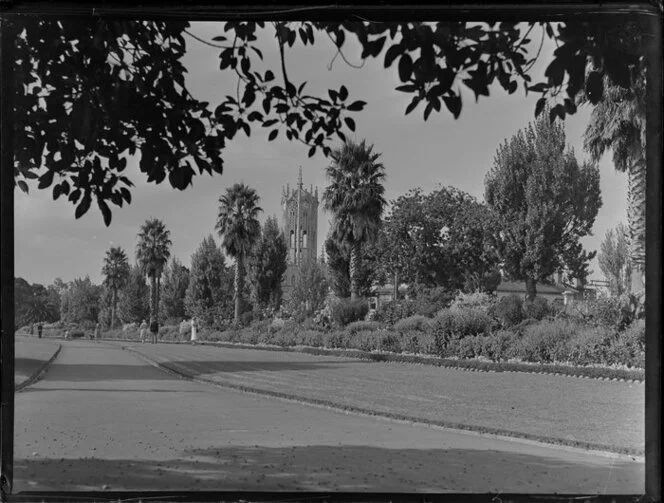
top-left (14, 21), bottom-right (628, 287)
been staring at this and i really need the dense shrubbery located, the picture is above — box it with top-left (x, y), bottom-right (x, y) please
top-left (449, 291), bottom-right (495, 313)
top-left (393, 315), bottom-right (431, 333)
top-left (330, 298), bottom-right (370, 327)
top-left (346, 320), bottom-right (384, 334)
top-left (491, 294), bottom-right (524, 327)
top-left (373, 299), bottom-right (417, 326)
top-left (522, 297), bottom-right (550, 321)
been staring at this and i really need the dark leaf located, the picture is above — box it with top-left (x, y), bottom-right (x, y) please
top-left (398, 53), bottom-right (413, 82)
top-left (53, 184), bottom-right (61, 200)
top-left (535, 97), bottom-right (546, 118)
top-left (265, 70), bottom-right (275, 81)
top-left (308, 145), bottom-right (316, 158)
top-left (346, 100), bottom-right (366, 112)
top-left (38, 170), bottom-right (55, 190)
top-left (405, 96), bottom-right (420, 115)
top-left (344, 117), bottom-right (356, 132)
top-left (544, 59), bottom-right (564, 87)
top-left (212, 35), bottom-right (227, 42)
top-left (423, 101), bottom-right (434, 121)
top-left (75, 193), bottom-right (91, 219)
top-left (395, 84), bottom-right (417, 93)
top-left (442, 95), bottom-right (462, 119)
top-left (268, 129), bottom-right (279, 141)
top-left (384, 43), bottom-right (402, 68)
top-left (99, 199), bottom-right (112, 226)
top-left (17, 180), bottom-right (29, 194)
top-left (339, 85), bottom-right (348, 101)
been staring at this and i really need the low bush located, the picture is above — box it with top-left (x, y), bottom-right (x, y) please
top-left (426, 308), bottom-right (492, 357)
top-left (378, 331), bottom-right (402, 353)
top-left (481, 330), bottom-right (517, 362)
top-left (567, 325), bottom-right (615, 367)
top-left (295, 329), bottom-right (325, 348)
top-left (373, 299), bottom-right (417, 326)
top-left (351, 330), bottom-right (380, 352)
top-left (522, 297), bottom-right (550, 321)
top-left (492, 294), bottom-right (524, 327)
top-left (449, 291), bottom-right (496, 313)
top-left (330, 298), bottom-right (369, 327)
top-left (513, 319), bottom-right (577, 364)
top-left (346, 320), bottom-right (384, 335)
top-left (393, 315), bottom-right (432, 333)
top-left (606, 320), bottom-right (645, 368)
top-left (240, 311), bottom-right (254, 327)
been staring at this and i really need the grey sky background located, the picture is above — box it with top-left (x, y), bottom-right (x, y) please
top-left (15, 22), bottom-right (627, 286)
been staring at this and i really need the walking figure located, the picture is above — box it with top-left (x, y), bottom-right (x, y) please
top-left (150, 318), bottom-right (159, 344)
top-left (94, 322), bottom-right (100, 341)
top-left (190, 317), bottom-right (198, 344)
top-left (37, 322), bottom-right (43, 339)
top-left (139, 319), bottom-right (148, 343)
top-left (64, 329), bottom-right (70, 340)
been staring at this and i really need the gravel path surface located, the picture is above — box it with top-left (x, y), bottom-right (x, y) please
top-left (122, 341), bottom-right (645, 454)
top-left (15, 336), bottom-right (61, 388)
top-left (13, 340), bottom-right (644, 493)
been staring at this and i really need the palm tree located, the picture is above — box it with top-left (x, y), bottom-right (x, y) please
top-left (322, 139), bottom-right (387, 300)
top-left (580, 75), bottom-right (646, 294)
top-left (101, 246), bottom-right (130, 329)
top-left (216, 183), bottom-right (263, 323)
top-left (136, 218), bottom-right (172, 333)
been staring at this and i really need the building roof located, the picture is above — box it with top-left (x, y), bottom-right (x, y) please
top-left (496, 280), bottom-right (580, 295)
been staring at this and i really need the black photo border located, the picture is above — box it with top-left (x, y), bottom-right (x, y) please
top-left (0, 1), bottom-right (661, 501)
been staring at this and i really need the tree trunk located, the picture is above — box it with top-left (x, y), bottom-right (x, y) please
top-left (149, 274), bottom-right (156, 323)
top-left (234, 256), bottom-right (244, 323)
top-left (627, 158), bottom-right (646, 294)
top-left (393, 270), bottom-right (399, 301)
top-left (110, 288), bottom-right (117, 330)
top-left (525, 277), bottom-right (537, 301)
top-left (349, 241), bottom-right (361, 301)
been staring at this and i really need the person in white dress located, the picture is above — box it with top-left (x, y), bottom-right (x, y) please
top-left (190, 317), bottom-right (198, 344)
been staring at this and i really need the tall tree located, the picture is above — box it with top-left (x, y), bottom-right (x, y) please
top-left (160, 257), bottom-right (190, 322)
top-left (14, 278), bottom-right (60, 328)
top-left (101, 246), bottom-right (130, 329)
top-left (598, 223), bottom-right (632, 297)
top-left (324, 233), bottom-right (375, 299)
top-left (215, 184), bottom-right (263, 323)
top-left (323, 139), bottom-right (386, 300)
top-left (485, 110), bottom-right (602, 300)
top-left (136, 218), bottom-right (172, 329)
top-left (289, 259), bottom-right (330, 315)
top-left (185, 235), bottom-right (233, 327)
top-left (116, 265), bottom-right (150, 324)
top-left (248, 216), bottom-right (288, 310)
top-left (581, 75), bottom-right (646, 294)
top-left (59, 276), bottom-right (103, 325)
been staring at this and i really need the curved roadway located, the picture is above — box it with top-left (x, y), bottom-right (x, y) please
top-left (13, 340), bottom-right (644, 493)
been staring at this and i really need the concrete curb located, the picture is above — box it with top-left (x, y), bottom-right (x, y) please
top-left (123, 345), bottom-right (645, 460)
top-left (15, 344), bottom-right (62, 393)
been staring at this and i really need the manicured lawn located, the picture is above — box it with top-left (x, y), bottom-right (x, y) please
top-left (125, 342), bottom-right (644, 454)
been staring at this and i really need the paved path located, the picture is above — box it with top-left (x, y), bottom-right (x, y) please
top-left (14, 340), bottom-right (644, 493)
top-left (122, 341), bottom-right (644, 453)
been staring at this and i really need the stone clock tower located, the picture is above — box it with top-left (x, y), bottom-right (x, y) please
top-left (281, 167), bottom-right (319, 300)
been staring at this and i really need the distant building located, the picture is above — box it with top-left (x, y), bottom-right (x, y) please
top-left (281, 167), bottom-right (319, 300)
top-left (495, 269), bottom-right (586, 304)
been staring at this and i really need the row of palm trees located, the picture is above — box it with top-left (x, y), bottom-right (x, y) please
top-left (99, 138), bottom-right (388, 329)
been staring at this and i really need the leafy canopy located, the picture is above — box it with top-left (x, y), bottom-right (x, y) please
top-left (10, 17), bottom-right (648, 224)
top-left (484, 108), bottom-right (602, 289)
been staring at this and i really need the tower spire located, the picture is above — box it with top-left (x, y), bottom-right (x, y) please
top-left (298, 166), bottom-right (303, 190)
